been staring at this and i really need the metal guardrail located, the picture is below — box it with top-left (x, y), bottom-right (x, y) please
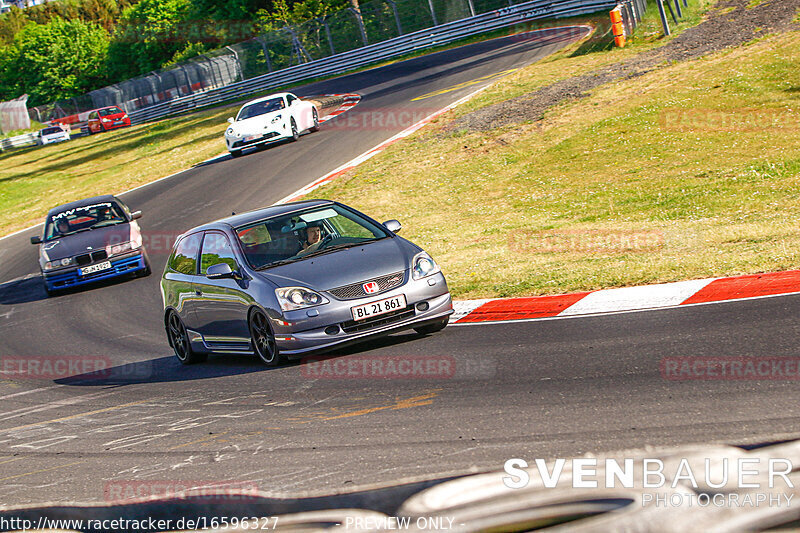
top-left (128, 0), bottom-right (622, 125)
top-left (0, 132), bottom-right (38, 152)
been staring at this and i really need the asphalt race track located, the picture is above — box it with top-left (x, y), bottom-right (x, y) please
top-left (0, 27), bottom-right (799, 507)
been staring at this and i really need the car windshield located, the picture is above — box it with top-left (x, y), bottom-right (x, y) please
top-left (98, 107), bottom-right (123, 117)
top-left (236, 98), bottom-right (284, 121)
top-left (41, 127), bottom-right (63, 135)
top-left (236, 204), bottom-right (389, 270)
top-left (44, 201), bottom-right (127, 241)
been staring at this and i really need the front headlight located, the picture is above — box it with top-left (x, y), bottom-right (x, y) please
top-left (44, 257), bottom-right (72, 270)
top-left (271, 114), bottom-right (282, 124)
top-left (275, 287), bottom-right (329, 312)
top-left (106, 239), bottom-right (141, 256)
top-left (412, 252), bottom-right (441, 280)
top-left (226, 127), bottom-right (235, 136)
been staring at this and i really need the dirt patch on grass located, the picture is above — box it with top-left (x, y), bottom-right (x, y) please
top-left (455, 0), bottom-right (800, 132)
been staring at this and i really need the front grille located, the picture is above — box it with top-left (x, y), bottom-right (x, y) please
top-left (74, 250), bottom-right (108, 265)
top-left (328, 271), bottom-right (405, 300)
top-left (340, 305), bottom-right (415, 334)
top-left (48, 254), bottom-right (142, 288)
top-left (232, 132), bottom-right (279, 148)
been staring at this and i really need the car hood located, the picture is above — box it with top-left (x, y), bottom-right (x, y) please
top-left (257, 237), bottom-right (420, 291)
top-left (228, 113), bottom-right (283, 135)
top-left (40, 223), bottom-right (134, 261)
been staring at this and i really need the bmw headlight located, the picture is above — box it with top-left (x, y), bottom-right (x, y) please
top-left (275, 287), bottom-right (329, 311)
top-left (271, 114), bottom-right (282, 124)
top-left (106, 239), bottom-right (141, 256)
top-left (412, 252), bottom-right (441, 280)
top-left (44, 257), bottom-right (73, 270)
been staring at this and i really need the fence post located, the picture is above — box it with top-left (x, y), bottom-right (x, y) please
top-left (320, 18), bottom-right (336, 54)
top-left (656, 0), bottom-right (671, 35)
top-left (465, 0), bottom-right (475, 17)
top-left (225, 46), bottom-right (243, 81)
top-left (386, 0), bottom-right (404, 35)
top-left (256, 37), bottom-right (273, 73)
top-left (427, 0), bottom-right (438, 25)
top-left (350, 7), bottom-right (369, 44)
top-left (673, 0), bottom-right (682, 18)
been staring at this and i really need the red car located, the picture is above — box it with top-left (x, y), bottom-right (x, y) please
top-left (86, 106), bottom-right (131, 134)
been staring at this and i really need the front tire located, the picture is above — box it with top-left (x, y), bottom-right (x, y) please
top-left (230, 149), bottom-right (242, 158)
top-left (249, 309), bottom-right (285, 366)
top-left (167, 311), bottom-right (206, 365)
top-left (414, 317), bottom-right (449, 335)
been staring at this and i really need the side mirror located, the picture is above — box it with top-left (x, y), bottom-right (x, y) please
top-left (30, 236), bottom-right (42, 245)
top-left (227, 117), bottom-right (235, 124)
top-left (130, 211), bottom-right (142, 221)
top-left (207, 263), bottom-right (235, 280)
top-left (383, 219), bottom-right (402, 233)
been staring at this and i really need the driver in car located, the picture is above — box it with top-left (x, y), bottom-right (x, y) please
top-left (56, 218), bottom-right (70, 236)
top-left (301, 223), bottom-right (324, 253)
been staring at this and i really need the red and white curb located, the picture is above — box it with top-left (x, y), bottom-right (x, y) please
top-left (318, 94), bottom-right (361, 123)
top-left (451, 270), bottom-right (800, 324)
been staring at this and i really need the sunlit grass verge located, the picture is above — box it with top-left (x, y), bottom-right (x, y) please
top-left (311, 26), bottom-right (800, 299)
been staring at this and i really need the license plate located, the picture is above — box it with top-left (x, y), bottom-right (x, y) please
top-left (351, 294), bottom-right (407, 321)
top-left (80, 261), bottom-right (112, 276)
top-left (243, 135), bottom-right (257, 142)
top-left (114, 120), bottom-right (124, 125)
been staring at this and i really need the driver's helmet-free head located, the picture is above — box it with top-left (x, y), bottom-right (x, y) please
top-left (56, 219), bottom-right (70, 234)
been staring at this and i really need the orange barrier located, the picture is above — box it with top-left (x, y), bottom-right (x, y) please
top-left (610, 6), bottom-right (626, 47)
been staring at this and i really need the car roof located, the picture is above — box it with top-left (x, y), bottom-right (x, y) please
top-left (188, 200), bottom-right (334, 233)
top-left (240, 93), bottom-right (293, 107)
top-left (46, 195), bottom-right (122, 217)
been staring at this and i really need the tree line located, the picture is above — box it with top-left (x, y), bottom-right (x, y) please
top-left (0, 0), bottom-right (349, 107)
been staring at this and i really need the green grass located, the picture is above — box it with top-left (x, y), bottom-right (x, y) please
top-left (0, 12), bottom-right (616, 238)
top-left (308, 15), bottom-right (800, 298)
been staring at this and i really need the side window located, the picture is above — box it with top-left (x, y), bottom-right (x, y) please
top-left (168, 233), bottom-right (202, 275)
top-left (200, 232), bottom-right (238, 275)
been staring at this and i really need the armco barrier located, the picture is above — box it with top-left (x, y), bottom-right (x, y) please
top-left (128, 0), bottom-right (626, 125)
top-left (0, 132), bottom-right (38, 152)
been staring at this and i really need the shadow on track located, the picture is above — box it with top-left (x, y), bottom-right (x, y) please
top-left (53, 330), bottom-right (431, 387)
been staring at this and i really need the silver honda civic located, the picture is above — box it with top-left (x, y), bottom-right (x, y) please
top-left (160, 200), bottom-right (453, 365)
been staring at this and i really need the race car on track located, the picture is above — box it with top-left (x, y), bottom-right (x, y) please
top-left (161, 200), bottom-right (452, 366)
top-left (224, 92), bottom-right (319, 157)
top-left (86, 106), bottom-right (131, 134)
top-left (31, 195), bottom-right (151, 295)
top-left (37, 124), bottom-right (71, 145)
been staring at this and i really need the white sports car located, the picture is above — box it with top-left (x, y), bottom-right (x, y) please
top-left (224, 92), bottom-right (319, 157)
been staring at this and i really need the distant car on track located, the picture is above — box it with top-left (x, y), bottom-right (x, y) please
top-left (37, 124), bottom-right (71, 145)
top-left (86, 106), bottom-right (130, 134)
top-left (161, 200), bottom-right (452, 366)
top-left (31, 195), bottom-right (151, 295)
top-left (224, 92), bottom-right (319, 157)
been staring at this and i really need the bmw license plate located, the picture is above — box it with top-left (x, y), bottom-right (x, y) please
top-left (351, 294), bottom-right (406, 321)
top-left (80, 261), bottom-right (112, 276)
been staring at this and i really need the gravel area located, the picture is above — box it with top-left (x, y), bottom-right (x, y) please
top-left (454, 0), bottom-right (800, 132)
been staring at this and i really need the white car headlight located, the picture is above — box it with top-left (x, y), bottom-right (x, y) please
top-left (106, 239), bottom-right (141, 256)
top-left (226, 127), bottom-right (235, 136)
top-left (412, 252), bottom-right (441, 280)
top-left (275, 287), bottom-right (329, 311)
top-left (271, 114), bottom-right (282, 124)
top-left (44, 257), bottom-right (72, 270)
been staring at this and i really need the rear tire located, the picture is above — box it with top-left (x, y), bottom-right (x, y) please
top-left (413, 317), bottom-right (449, 335)
top-left (167, 311), bottom-right (206, 364)
top-left (249, 309), bottom-right (285, 366)
top-left (309, 108), bottom-right (319, 132)
top-left (290, 118), bottom-right (299, 141)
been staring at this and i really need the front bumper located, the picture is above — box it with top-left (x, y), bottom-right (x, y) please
top-left (274, 272), bottom-right (453, 356)
top-left (43, 250), bottom-right (147, 290)
top-left (227, 130), bottom-right (284, 150)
